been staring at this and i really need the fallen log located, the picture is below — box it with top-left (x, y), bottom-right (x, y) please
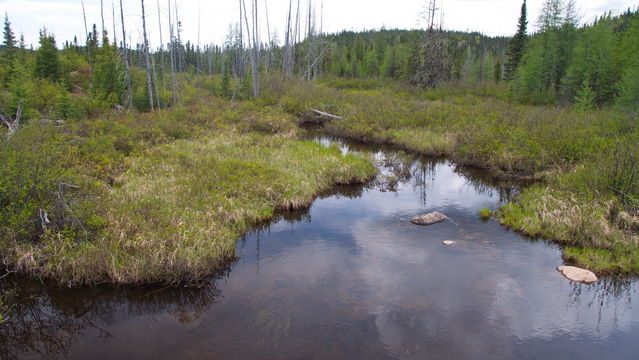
top-left (310, 108), bottom-right (344, 121)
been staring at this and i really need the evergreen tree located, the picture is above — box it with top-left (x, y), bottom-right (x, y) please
top-left (504, 0), bottom-right (527, 80)
top-left (34, 28), bottom-right (61, 82)
top-left (220, 57), bottom-right (231, 99)
top-left (574, 77), bottom-right (596, 111)
top-left (494, 57), bottom-right (503, 83)
top-left (363, 49), bottom-right (379, 77)
top-left (2, 13), bottom-right (16, 51)
top-left (616, 61), bottom-right (639, 112)
top-left (93, 33), bottom-right (126, 103)
top-left (2, 12), bottom-right (17, 76)
top-left (515, 0), bottom-right (578, 102)
top-left (563, 20), bottom-right (618, 105)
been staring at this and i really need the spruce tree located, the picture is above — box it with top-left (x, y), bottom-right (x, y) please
top-left (34, 29), bottom-right (61, 82)
top-left (494, 58), bottom-right (503, 83)
top-left (504, 0), bottom-right (528, 80)
top-left (2, 13), bottom-right (17, 76)
top-left (3, 13), bottom-right (16, 51)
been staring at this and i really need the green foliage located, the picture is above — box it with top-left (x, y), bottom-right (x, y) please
top-left (2, 13), bottom-right (17, 73)
top-left (616, 62), bottom-right (639, 113)
top-left (0, 123), bottom-right (73, 242)
top-left (34, 29), bottom-right (61, 83)
top-left (562, 20), bottom-right (619, 105)
top-left (479, 208), bottom-right (492, 220)
top-left (220, 63), bottom-right (231, 99)
top-left (92, 39), bottom-right (126, 105)
top-left (574, 78), bottom-right (596, 112)
top-left (504, 0), bottom-right (528, 80)
top-left (494, 58), bottom-right (502, 83)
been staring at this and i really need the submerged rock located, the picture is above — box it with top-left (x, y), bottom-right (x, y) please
top-left (411, 212), bottom-right (448, 226)
top-left (442, 240), bottom-right (455, 246)
top-left (557, 266), bottom-right (598, 284)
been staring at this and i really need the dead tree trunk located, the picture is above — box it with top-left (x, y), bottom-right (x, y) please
top-left (168, 0), bottom-right (178, 104)
top-left (241, 0), bottom-right (259, 98)
top-left (264, 0), bottom-right (272, 75)
top-left (111, 1), bottom-right (117, 45)
top-left (119, 0), bottom-right (133, 109)
top-left (141, 0), bottom-right (155, 111)
top-left (81, 1), bottom-right (93, 92)
top-left (100, 0), bottom-right (106, 40)
top-left (283, 0), bottom-right (293, 76)
top-left (1, 101), bottom-right (22, 135)
top-left (413, 0), bottom-right (449, 88)
top-left (157, 0), bottom-right (166, 91)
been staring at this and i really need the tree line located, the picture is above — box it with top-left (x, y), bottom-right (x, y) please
top-left (0, 0), bottom-right (638, 124)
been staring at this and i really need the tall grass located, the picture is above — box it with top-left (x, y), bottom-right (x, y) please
top-left (0, 88), bottom-right (375, 285)
top-left (263, 77), bottom-right (639, 274)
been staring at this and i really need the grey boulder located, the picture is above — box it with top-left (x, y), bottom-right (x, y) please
top-left (411, 212), bottom-right (448, 226)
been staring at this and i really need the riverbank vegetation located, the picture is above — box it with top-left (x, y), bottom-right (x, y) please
top-left (1, 89), bottom-right (375, 285)
top-left (1, 0), bottom-right (638, 283)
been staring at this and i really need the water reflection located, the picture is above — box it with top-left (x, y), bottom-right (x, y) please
top-left (1, 134), bottom-right (638, 359)
top-left (0, 276), bottom-right (223, 359)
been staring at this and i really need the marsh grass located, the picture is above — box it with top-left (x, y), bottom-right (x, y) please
top-left (264, 78), bottom-right (639, 274)
top-left (266, 79), bottom-right (632, 179)
top-left (0, 90), bottom-right (375, 285)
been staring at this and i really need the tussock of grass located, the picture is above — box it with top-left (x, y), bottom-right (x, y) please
top-left (6, 133), bottom-right (374, 285)
top-left (0, 88), bottom-right (375, 285)
top-left (563, 246), bottom-right (639, 275)
top-left (478, 208), bottom-right (492, 220)
top-left (499, 186), bottom-right (639, 274)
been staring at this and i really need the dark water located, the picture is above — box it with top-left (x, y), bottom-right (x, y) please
top-left (1, 134), bottom-right (638, 360)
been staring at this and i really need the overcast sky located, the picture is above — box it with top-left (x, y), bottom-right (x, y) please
top-left (1, 0), bottom-right (637, 48)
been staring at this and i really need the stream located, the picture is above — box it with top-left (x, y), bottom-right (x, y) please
top-left (1, 133), bottom-right (638, 359)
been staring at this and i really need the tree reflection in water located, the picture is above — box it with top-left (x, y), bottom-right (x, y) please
top-left (0, 270), bottom-right (226, 360)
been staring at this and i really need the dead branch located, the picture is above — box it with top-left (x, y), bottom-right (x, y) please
top-left (1, 101), bottom-right (23, 135)
top-left (310, 108), bottom-right (344, 120)
top-left (39, 209), bottom-right (51, 231)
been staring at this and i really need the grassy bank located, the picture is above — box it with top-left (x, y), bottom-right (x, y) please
top-left (266, 78), bottom-right (639, 275)
top-left (0, 92), bottom-right (375, 285)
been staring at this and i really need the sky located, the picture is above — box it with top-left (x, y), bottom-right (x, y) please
top-left (0, 0), bottom-right (637, 49)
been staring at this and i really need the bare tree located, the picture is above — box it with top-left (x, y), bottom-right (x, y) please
top-left (141, 0), bottom-right (155, 110)
top-left (413, 0), bottom-right (450, 87)
top-left (283, 0), bottom-right (294, 76)
top-left (157, 0), bottom-right (166, 90)
top-left (240, 0), bottom-right (260, 97)
top-left (81, 1), bottom-right (93, 92)
top-left (119, 0), bottom-right (133, 109)
top-left (100, 0), bottom-right (106, 39)
top-left (168, 0), bottom-right (178, 103)
top-left (264, 0), bottom-right (272, 74)
top-left (111, 1), bottom-right (117, 45)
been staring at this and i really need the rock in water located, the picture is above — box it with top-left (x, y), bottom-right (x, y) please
top-left (557, 266), bottom-right (598, 284)
top-left (411, 212), bottom-right (448, 226)
top-left (442, 240), bottom-right (455, 246)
